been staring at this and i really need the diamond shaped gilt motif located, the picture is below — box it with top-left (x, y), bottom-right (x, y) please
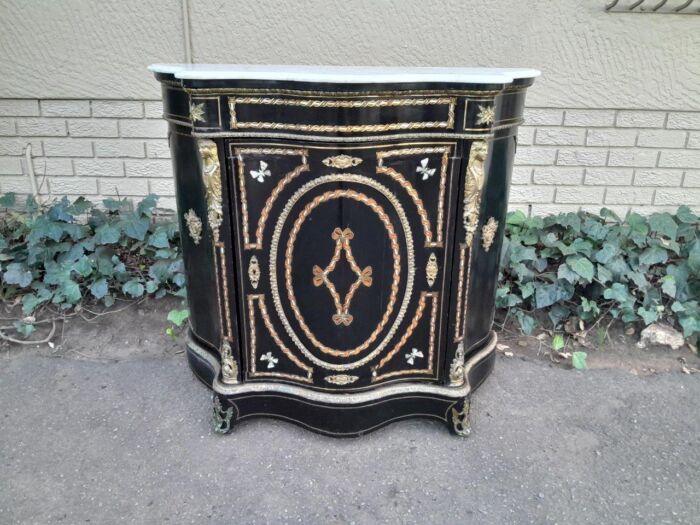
top-left (312, 227), bottom-right (373, 326)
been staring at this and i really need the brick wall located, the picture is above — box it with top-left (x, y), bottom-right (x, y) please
top-left (0, 99), bottom-right (176, 210)
top-left (513, 108), bottom-right (700, 216)
top-left (1, 99), bottom-right (698, 216)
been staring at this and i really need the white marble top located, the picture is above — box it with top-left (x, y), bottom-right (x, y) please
top-left (148, 64), bottom-right (540, 84)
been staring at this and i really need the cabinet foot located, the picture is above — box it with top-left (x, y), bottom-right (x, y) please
top-left (450, 397), bottom-right (471, 437)
top-left (212, 394), bottom-right (235, 434)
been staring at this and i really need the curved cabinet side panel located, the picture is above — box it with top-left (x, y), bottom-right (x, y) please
top-left (464, 133), bottom-right (515, 353)
top-left (170, 128), bottom-right (220, 347)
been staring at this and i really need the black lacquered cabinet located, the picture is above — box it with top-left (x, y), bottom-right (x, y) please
top-left (149, 65), bottom-right (538, 437)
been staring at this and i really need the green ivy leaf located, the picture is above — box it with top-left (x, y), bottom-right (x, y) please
top-left (678, 315), bottom-right (700, 338)
top-left (648, 212), bottom-right (678, 240)
top-left (557, 263), bottom-right (578, 284)
top-left (606, 256), bottom-right (631, 278)
top-left (496, 286), bottom-right (522, 308)
top-left (90, 278), bottom-right (109, 299)
top-left (637, 306), bottom-right (659, 325)
top-left (43, 260), bottom-right (70, 285)
top-left (603, 283), bottom-right (635, 307)
top-left (514, 310), bottom-right (536, 334)
top-left (580, 297), bottom-right (600, 317)
top-left (626, 212), bottom-right (650, 247)
top-left (548, 305), bottom-right (570, 328)
top-left (147, 228), bottom-right (170, 249)
top-left (167, 308), bottom-right (189, 327)
top-left (688, 240), bottom-right (700, 277)
top-left (552, 334), bottom-right (565, 351)
top-left (535, 282), bottom-right (574, 309)
top-left (512, 262), bottom-right (535, 282)
top-left (510, 243), bottom-right (537, 263)
top-left (594, 242), bottom-right (618, 264)
top-left (67, 197), bottom-right (93, 216)
top-left (73, 256), bottom-right (93, 278)
top-left (626, 270), bottom-right (649, 289)
top-left (3, 263), bottom-right (33, 287)
top-left (554, 212), bottom-right (581, 232)
top-left (676, 205), bottom-right (698, 224)
top-left (599, 207), bottom-right (621, 222)
top-left (21, 288), bottom-right (53, 315)
top-left (520, 281), bottom-right (535, 299)
top-left (541, 232), bottom-right (559, 247)
top-left (94, 223), bottom-right (121, 245)
top-left (25, 194), bottom-right (39, 214)
top-left (0, 192), bottom-right (17, 207)
top-left (122, 279), bottom-right (145, 298)
top-left (554, 241), bottom-right (578, 256)
top-left (571, 238), bottom-right (594, 256)
top-left (638, 246), bottom-right (668, 267)
top-left (581, 218), bottom-right (608, 241)
top-left (597, 264), bottom-right (613, 284)
top-left (27, 216), bottom-right (64, 243)
top-left (103, 197), bottom-right (126, 211)
top-left (13, 321), bottom-right (35, 338)
top-left (136, 194), bottom-right (159, 217)
top-left (577, 297), bottom-right (600, 321)
top-left (148, 259), bottom-right (171, 283)
top-left (119, 212), bottom-right (150, 241)
top-left (47, 197), bottom-right (74, 222)
top-left (163, 221), bottom-right (179, 239)
top-left (61, 279), bottom-right (82, 304)
top-left (661, 275), bottom-right (677, 298)
top-left (671, 301), bottom-right (686, 313)
top-left (567, 255), bottom-right (594, 282)
top-left (533, 257), bottom-right (548, 272)
top-left (506, 210), bottom-right (527, 226)
top-left (678, 222), bottom-right (698, 242)
top-left (572, 351), bottom-right (588, 370)
top-left (525, 216), bottom-right (545, 230)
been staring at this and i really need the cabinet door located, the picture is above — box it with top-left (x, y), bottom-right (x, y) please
top-left (227, 141), bottom-right (461, 390)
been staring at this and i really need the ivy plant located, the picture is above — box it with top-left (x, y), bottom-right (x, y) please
top-left (2, 192), bottom-right (698, 348)
top-left (0, 192), bottom-right (186, 338)
top-left (497, 206), bottom-right (700, 344)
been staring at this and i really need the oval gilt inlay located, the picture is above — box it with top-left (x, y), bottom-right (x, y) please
top-left (269, 174), bottom-right (415, 372)
top-left (286, 189), bottom-right (400, 358)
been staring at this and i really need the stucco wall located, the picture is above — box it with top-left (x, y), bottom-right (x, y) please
top-left (0, 0), bottom-right (698, 213)
top-left (1, 0), bottom-right (698, 109)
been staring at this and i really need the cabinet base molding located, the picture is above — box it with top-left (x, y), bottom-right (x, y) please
top-left (187, 330), bottom-right (495, 437)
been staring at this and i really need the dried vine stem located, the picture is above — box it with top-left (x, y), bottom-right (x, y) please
top-left (0, 321), bottom-right (56, 345)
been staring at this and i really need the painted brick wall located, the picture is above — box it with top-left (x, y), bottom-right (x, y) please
top-left (512, 108), bottom-right (700, 217)
top-left (0, 99), bottom-right (176, 211)
top-left (1, 99), bottom-right (698, 216)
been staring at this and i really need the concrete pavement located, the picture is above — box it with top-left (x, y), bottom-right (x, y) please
top-left (1, 352), bottom-right (698, 524)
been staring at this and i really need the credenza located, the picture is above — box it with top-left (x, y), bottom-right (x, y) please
top-left (149, 64), bottom-right (539, 437)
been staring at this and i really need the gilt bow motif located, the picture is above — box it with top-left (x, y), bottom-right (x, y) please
top-left (312, 227), bottom-right (373, 326)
